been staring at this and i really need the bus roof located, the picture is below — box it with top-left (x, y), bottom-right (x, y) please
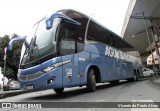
top-left (59, 9), bottom-right (135, 51)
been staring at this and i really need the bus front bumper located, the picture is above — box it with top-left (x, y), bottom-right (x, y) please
top-left (18, 67), bottom-right (63, 90)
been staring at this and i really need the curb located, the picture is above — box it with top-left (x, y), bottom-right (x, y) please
top-left (0, 90), bottom-right (34, 99)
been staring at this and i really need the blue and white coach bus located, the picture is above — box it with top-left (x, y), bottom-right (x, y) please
top-left (15, 9), bottom-right (143, 93)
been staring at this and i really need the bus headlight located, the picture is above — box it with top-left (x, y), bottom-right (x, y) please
top-left (18, 71), bottom-right (44, 80)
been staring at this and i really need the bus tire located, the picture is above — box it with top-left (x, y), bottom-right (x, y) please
top-left (128, 71), bottom-right (138, 82)
top-left (136, 74), bottom-right (140, 81)
top-left (54, 88), bottom-right (64, 94)
top-left (87, 68), bottom-right (96, 92)
top-left (136, 70), bottom-right (141, 81)
top-left (133, 73), bottom-right (137, 81)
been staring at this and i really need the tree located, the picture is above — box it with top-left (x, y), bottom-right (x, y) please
top-left (0, 34), bottom-right (23, 80)
top-left (0, 35), bottom-right (10, 67)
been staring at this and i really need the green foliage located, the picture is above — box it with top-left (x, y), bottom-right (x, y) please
top-left (0, 35), bottom-right (10, 68)
top-left (3, 68), bottom-right (14, 79)
top-left (0, 34), bottom-right (23, 80)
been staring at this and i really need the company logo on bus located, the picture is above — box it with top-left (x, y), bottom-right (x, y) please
top-left (105, 46), bottom-right (135, 62)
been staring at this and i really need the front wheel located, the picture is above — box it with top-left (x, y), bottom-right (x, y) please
top-left (54, 88), bottom-right (64, 94)
top-left (87, 69), bottom-right (96, 92)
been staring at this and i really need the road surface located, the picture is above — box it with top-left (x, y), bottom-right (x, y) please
top-left (1, 77), bottom-right (160, 111)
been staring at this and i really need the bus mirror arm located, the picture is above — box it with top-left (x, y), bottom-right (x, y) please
top-left (8, 37), bottom-right (26, 51)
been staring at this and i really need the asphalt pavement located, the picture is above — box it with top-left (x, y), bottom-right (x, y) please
top-left (0, 75), bottom-right (160, 99)
top-left (1, 76), bottom-right (160, 111)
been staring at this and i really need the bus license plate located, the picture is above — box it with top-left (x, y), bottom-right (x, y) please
top-left (27, 85), bottom-right (34, 90)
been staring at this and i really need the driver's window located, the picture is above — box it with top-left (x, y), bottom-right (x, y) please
top-left (60, 26), bottom-right (76, 55)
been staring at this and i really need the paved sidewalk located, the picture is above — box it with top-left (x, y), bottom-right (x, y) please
top-left (0, 90), bottom-right (25, 99)
top-left (0, 76), bottom-right (160, 99)
top-left (0, 89), bottom-right (35, 99)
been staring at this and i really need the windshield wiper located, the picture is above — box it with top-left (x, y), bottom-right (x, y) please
top-left (28, 35), bottom-right (38, 61)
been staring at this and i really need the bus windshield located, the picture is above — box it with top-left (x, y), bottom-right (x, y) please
top-left (20, 18), bottom-right (61, 68)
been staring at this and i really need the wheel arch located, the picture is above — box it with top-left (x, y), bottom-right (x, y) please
top-left (86, 64), bottom-right (102, 83)
top-left (133, 69), bottom-right (137, 75)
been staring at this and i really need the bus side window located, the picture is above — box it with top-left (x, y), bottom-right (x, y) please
top-left (76, 31), bottom-right (85, 53)
top-left (60, 27), bottom-right (77, 55)
top-left (77, 39), bottom-right (84, 52)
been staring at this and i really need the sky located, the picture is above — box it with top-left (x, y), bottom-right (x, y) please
top-left (0, 0), bottom-right (130, 37)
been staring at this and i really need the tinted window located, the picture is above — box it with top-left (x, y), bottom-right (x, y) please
top-left (60, 25), bottom-right (77, 55)
top-left (59, 20), bottom-right (85, 55)
top-left (87, 20), bottom-right (134, 51)
top-left (87, 20), bottom-right (113, 46)
top-left (20, 18), bottom-right (61, 68)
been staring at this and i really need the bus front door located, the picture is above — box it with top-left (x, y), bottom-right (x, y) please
top-left (61, 54), bottom-right (80, 87)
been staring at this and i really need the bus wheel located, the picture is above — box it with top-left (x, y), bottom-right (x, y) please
top-left (136, 74), bottom-right (140, 81)
top-left (87, 69), bottom-right (96, 92)
top-left (133, 73), bottom-right (137, 81)
top-left (54, 88), bottom-right (64, 94)
top-left (128, 73), bottom-right (137, 82)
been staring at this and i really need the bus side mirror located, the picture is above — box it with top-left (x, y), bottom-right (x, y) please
top-left (8, 37), bottom-right (26, 51)
top-left (46, 20), bottom-right (53, 30)
top-left (46, 13), bottom-right (81, 30)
